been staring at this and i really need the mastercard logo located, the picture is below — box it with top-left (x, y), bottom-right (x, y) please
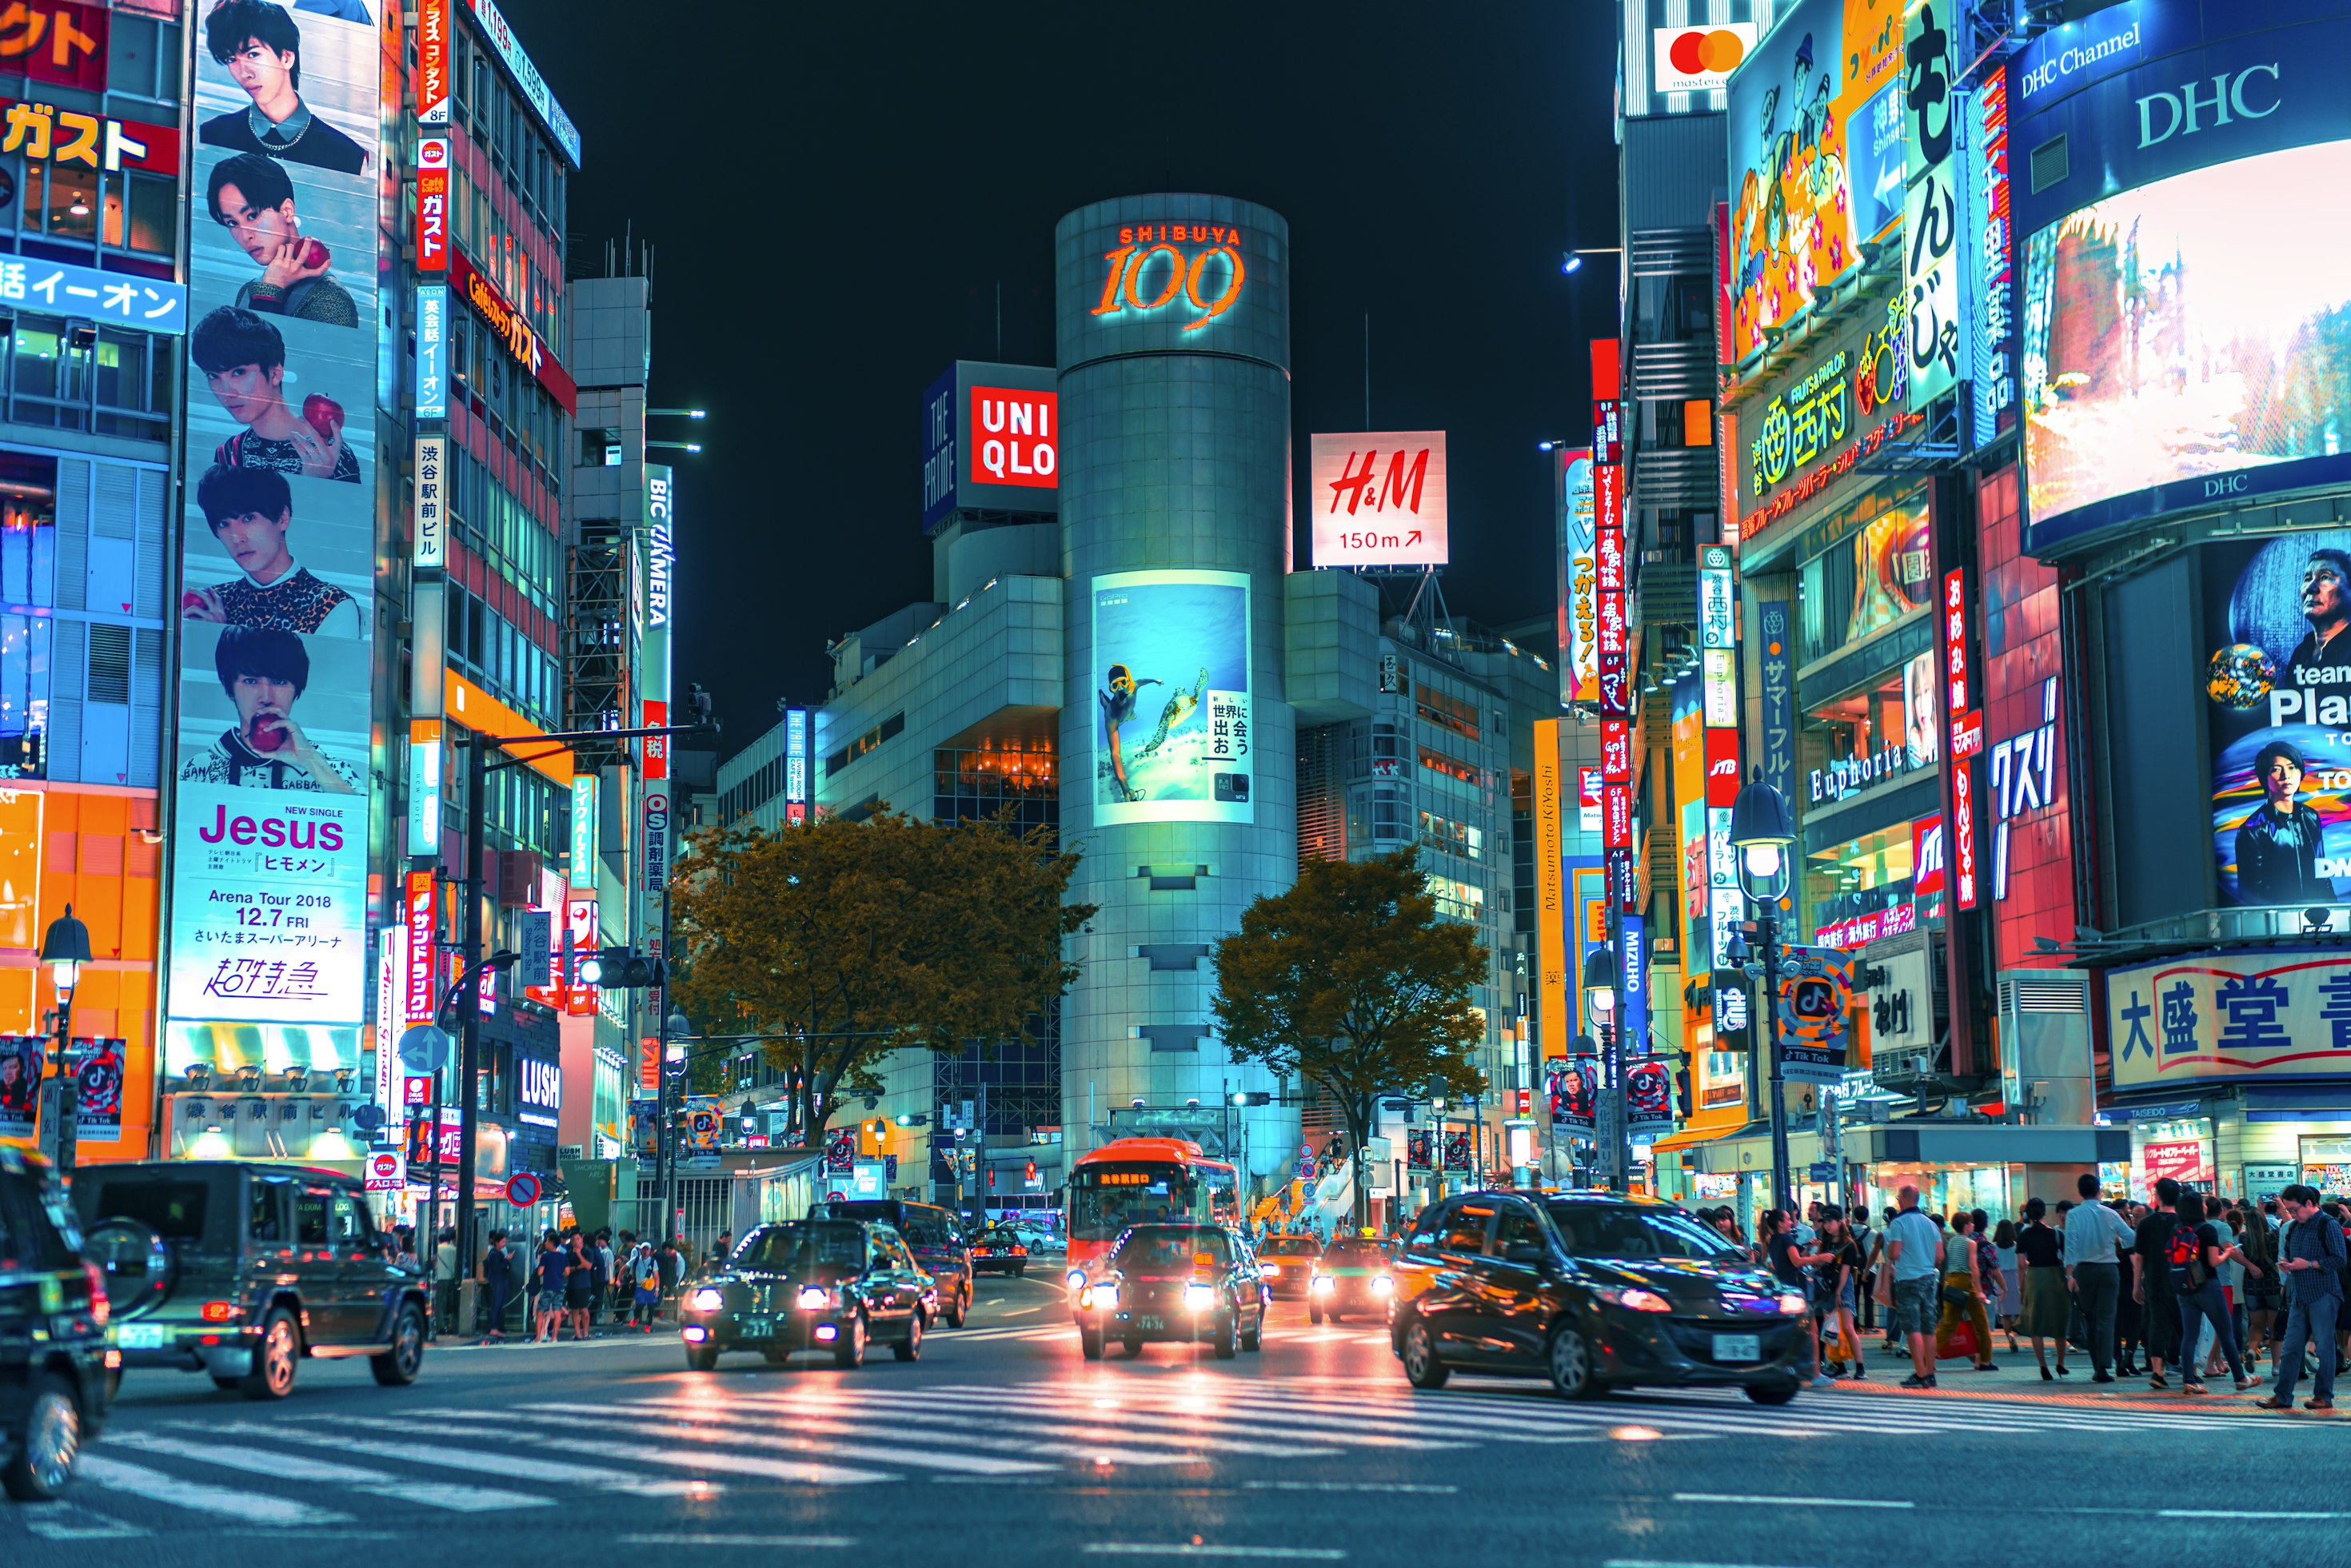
top-left (1665, 26), bottom-right (1749, 77)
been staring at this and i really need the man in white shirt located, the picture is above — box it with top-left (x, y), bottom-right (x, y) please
top-left (2063, 1171), bottom-right (2134, 1382)
top-left (1882, 1185), bottom-right (1943, 1388)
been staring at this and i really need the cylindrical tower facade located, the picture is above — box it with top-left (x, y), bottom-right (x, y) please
top-left (1055, 194), bottom-right (1295, 1186)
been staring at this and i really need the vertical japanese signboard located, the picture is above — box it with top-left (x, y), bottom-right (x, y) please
top-left (1700, 547), bottom-right (1743, 972)
top-left (1942, 566), bottom-right (1978, 909)
top-left (1966, 64), bottom-right (2014, 448)
top-left (1559, 449), bottom-right (1597, 704)
top-left (1902, 2), bottom-right (1964, 411)
top-left (784, 706), bottom-right (810, 824)
top-left (167, 1), bottom-right (383, 1078)
top-left (415, 135), bottom-right (449, 271)
top-left (405, 717), bottom-right (441, 856)
top-left (414, 282), bottom-right (445, 418)
top-left (403, 871), bottom-right (437, 1028)
top-left (1759, 600), bottom-right (1794, 807)
top-left (569, 775), bottom-right (597, 890)
top-left (642, 700), bottom-right (669, 896)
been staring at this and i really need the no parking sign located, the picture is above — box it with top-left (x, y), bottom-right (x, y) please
top-left (505, 1171), bottom-right (541, 1207)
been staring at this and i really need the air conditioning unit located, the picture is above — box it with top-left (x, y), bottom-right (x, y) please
top-left (1996, 968), bottom-right (2093, 1125)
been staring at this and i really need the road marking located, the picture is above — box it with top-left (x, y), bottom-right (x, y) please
top-left (856, 1386), bottom-right (1464, 1452)
top-left (1673, 1494), bottom-right (1913, 1509)
top-left (424, 1424), bottom-right (898, 1487)
top-left (1605, 1560), bottom-right (1818, 1568)
top-left (1245, 1480), bottom-right (1459, 1494)
top-left (2157, 1510), bottom-right (2351, 1521)
top-left (192, 1420), bottom-right (720, 1496)
top-left (77, 1455), bottom-right (353, 1526)
top-left (1083, 1547), bottom-right (1345, 1561)
top-left (18, 1503), bottom-right (149, 1540)
top-left (497, 1406), bottom-right (1055, 1475)
top-left (619, 1535), bottom-right (856, 1548)
top-left (106, 1433), bottom-right (553, 1512)
top-left (696, 1390), bottom-right (1335, 1460)
top-left (618, 1395), bottom-right (1211, 1467)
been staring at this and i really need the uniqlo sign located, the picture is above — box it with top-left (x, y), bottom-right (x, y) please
top-left (1600, 717), bottom-right (1631, 783)
top-left (403, 871), bottom-right (436, 1026)
top-left (1603, 782), bottom-right (1633, 849)
top-left (416, 138), bottom-right (449, 272)
top-left (969, 386), bottom-right (1057, 490)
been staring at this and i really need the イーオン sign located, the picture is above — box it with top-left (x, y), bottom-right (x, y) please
top-left (1091, 222), bottom-right (1246, 333)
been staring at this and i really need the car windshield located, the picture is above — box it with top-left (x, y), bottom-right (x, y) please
top-left (737, 1222), bottom-right (865, 1278)
top-left (1320, 1239), bottom-right (1384, 1263)
top-left (1263, 1237), bottom-right (1320, 1256)
top-left (1543, 1203), bottom-right (1745, 1262)
top-left (1114, 1228), bottom-right (1229, 1273)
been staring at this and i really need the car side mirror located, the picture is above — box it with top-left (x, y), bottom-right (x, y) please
top-left (1503, 1241), bottom-right (1544, 1266)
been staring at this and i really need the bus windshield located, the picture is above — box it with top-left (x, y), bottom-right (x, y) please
top-left (1068, 1161), bottom-right (1237, 1242)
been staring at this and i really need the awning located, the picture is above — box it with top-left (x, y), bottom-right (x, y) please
top-left (1856, 1123), bottom-right (2129, 1166)
top-left (1695, 1126), bottom-right (1823, 1177)
top-left (2241, 1087), bottom-right (2351, 1124)
top-left (1650, 1115), bottom-right (1751, 1155)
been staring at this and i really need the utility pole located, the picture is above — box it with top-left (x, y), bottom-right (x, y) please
top-left (453, 732), bottom-right (486, 1335)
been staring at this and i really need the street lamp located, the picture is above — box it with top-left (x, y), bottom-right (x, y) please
top-left (1729, 767), bottom-right (1797, 1214)
top-left (1581, 944), bottom-right (1623, 1190)
top-left (38, 904), bottom-right (91, 1178)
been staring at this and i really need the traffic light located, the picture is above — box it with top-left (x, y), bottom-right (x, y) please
top-left (578, 948), bottom-right (665, 988)
top-left (1230, 1091), bottom-right (1271, 1106)
top-left (986, 1166), bottom-right (997, 1192)
top-left (894, 1111), bottom-right (930, 1127)
top-left (1024, 1159), bottom-right (1037, 1185)
top-left (1674, 1066), bottom-right (1694, 1120)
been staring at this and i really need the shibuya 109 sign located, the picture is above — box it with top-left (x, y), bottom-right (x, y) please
top-left (1089, 221), bottom-right (1247, 333)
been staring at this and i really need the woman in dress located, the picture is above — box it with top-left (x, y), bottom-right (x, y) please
top-left (2015, 1198), bottom-right (2070, 1378)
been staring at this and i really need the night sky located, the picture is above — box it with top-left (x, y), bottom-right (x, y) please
top-left (501, 1), bottom-right (1619, 748)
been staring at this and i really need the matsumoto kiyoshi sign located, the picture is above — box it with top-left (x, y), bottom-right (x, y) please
top-left (2108, 948), bottom-right (2351, 1089)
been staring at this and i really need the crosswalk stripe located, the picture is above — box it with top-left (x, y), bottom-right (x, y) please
top-left (625, 1391), bottom-right (1329, 1461)
top-left (106, 1433), bottom-right (554, 1512)
top-left (499, 1404), bottom-right (1057, 1475)
top-left (415, 1422), bottom-right (899, 1486)
top-left (190, 1420), bottom-right (723, 1496)
top-left (996, 1386), bottom-right (1624, 1442)
top-left (18, 1502), bottom-right (150, 1540)
top-left (621, 1396), bottom-right (1222, 1466)
top-left (77, 1455), bottom-right (353, 1526)
top-left (834, 1386), bottom-right (1465, 1451)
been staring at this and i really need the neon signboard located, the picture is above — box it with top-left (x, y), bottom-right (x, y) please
top-left (450, 249), bottom-right (576, 415)
top-left (1090, 222), bottom-right (1247, 333)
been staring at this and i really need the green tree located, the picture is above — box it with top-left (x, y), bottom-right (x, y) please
top-left (670, 808), bottom-right (1093, 1149)
top-left (1211, 849), bottom-right (1488, 1224)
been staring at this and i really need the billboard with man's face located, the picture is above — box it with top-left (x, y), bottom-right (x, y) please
top-left (166, 0), bottom-right (382, 1066)
top-left (2202, 532), bottom-right (2351, 909)
top-left (1092, 570), bottom-right (1251, 825)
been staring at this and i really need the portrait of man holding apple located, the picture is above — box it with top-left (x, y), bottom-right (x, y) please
top-left (178, 623), bottom-right (359, 794)
top-left (190, 305), bottom-right (358, 482)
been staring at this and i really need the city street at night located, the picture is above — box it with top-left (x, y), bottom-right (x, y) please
top-left (11, 1281), bottom-right (2342, 1567)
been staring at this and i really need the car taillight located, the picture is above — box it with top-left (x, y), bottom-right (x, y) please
top-left (1012, 1247), bottom-right (1027, 1256)
top-left (83, 1262), bottom-right (110, 1327)
top-left (200, 1300), bottom-right (237, 1323)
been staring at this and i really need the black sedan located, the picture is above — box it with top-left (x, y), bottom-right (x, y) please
top-left (1388, 1191), bottom-right (1810, 1403)
top-left (1072, 1223), bottom-right (1266, 1360)
top-left (968, 1228), bottom-right (1032, 1276)
top-left (681, 1219), bottom-right (936, 1370)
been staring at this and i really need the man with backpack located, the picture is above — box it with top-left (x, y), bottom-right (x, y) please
top-left (2131, 1177), bottom-right (2184, 1389)
top-left (2168, 1191), bottom-right (2253, 1394)
top-left (2261, 1184), bottom-right (2345, 1410)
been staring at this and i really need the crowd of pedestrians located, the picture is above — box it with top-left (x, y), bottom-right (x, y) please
top-left (385, 1221), bottom-right (742, 1342)
top-left (1696, 1175), bottom-right (2348, 1410)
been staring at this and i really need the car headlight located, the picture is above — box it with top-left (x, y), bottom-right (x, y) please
top-left (688, 1287), bottom-right (725, 1313)
top-left (1595, 1286), bottom-right (1674, 1314)
top-left (1183, 1283), bottom-right (1217, 1312)
top-left (796, 1285), bottom-right (833, 1311)
top-left (1311, 1274), bottom-right (1335, 1293)
top-left (1777, 1292), bottom-right (1808, 1315)
top-left (1065, 1267), bottom-right (1088, 1289)
top-left (1261, 1264), bottom-right (1281, 1275)
top-left (1080, 1283), bottom-right (1119, 1311)
top-left (1371, 1274), bottom-right (1395, 1295)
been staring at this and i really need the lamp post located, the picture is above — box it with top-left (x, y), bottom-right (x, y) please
top-left (1581, 943), bottom-right (1620, 1190)
top-left (1728, 767), bottom-right (1797, 1215)
top-left (38, 904), bottom-right (91, 1179)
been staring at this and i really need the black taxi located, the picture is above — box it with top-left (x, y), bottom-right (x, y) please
top-left (682, 1219), bottom-right (937, 1370)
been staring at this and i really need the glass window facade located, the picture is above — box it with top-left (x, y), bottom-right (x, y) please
top-left (933, 738), bottom-right (1057, 831)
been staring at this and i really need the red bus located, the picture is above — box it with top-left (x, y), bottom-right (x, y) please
top-left (1065, 1137), bottom-right (1240, 1273)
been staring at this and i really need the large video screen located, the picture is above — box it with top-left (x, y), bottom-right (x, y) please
top-left (2203, 529), bottom-right (2351, 908)
top-left (1091, 570), bottom-right (1252, 825)
top-left (2023, 139), bottom-right (2351, 532)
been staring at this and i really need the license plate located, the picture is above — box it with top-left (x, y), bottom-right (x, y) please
top-left (116, 1322), bottom-right (172, 1349)
top-left (1135, 1315), bottom-right (1164, 1331)
top-left (1714, 1333), bottom-right (1761, 1362)
top-left (740, 1317), bottom-right (772, 1338)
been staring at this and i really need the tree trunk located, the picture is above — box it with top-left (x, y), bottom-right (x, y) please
top-left (1343, 1095), bottom-right (1372, 1239)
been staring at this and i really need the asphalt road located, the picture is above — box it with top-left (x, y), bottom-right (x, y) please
top-left (10, 1274), bottom-right (2345, 1567)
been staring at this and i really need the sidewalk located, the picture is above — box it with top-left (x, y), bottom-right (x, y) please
top-left (431, 1321), bottom-right (683, 1351)
top-left (1824, 1335), bottom-right (2339, 1417)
